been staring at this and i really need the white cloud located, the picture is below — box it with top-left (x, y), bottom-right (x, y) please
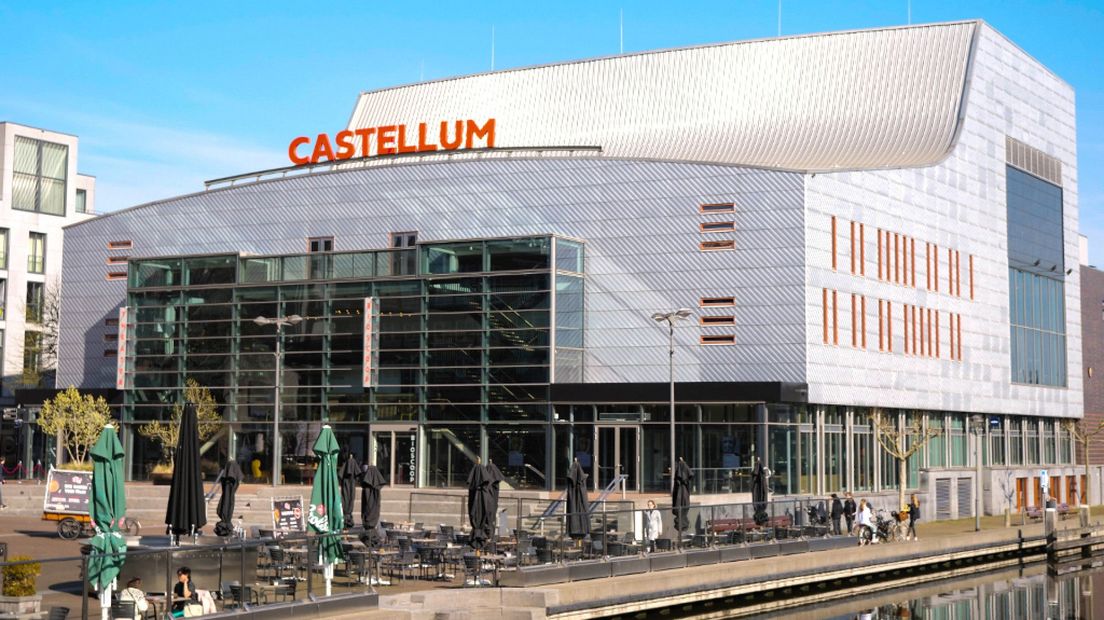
top-left (1, 96), bottom-right (284, 213)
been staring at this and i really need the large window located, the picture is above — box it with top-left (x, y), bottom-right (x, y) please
top-left (75, 189), bottom-right (88, 214)
top-left (1006, 165), bottom-right (1066, 386)
top-left (25, 281), bottom-right (44, 324)
top-left (28, 233), bottom-right (46, 274)
top-left (13, 136), bottom-right (68, 215)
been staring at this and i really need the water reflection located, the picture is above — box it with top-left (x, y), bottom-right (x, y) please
top-left (744, 564), bottom-right (1104, 620)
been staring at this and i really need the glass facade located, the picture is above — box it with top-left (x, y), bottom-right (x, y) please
top-left (119, 234), bottom-right (1076, 491)
top-left (124, 236), bottom-right (582, 484)
top-left (1007, 165), bottom-right (1067, 386)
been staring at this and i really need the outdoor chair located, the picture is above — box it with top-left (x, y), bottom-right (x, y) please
top-left (347, 550), bottom-right (370, 584)
top-left (383, 546), bottom-right (419, 582)
top-left (263, 578), bottom-right (297, 604)
top-left (223, 581), bottom-right (256, 609)
top-left (268, 546), bottom-right (294, 580)
top-left (46, 607), bottom-right (69, 620)
top-left (109, 600), bottom-right (135, 620)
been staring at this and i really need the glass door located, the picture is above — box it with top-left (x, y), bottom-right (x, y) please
top-left (372, 426), bottom-right (417, 486)
top-left (594, 426), bottom-right (639, 492)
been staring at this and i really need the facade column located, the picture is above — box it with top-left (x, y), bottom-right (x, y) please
top-left (755, 403), bottom-right (768, 470)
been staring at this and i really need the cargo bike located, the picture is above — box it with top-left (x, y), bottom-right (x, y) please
top-left (42, 468), bottom-right (141, 540)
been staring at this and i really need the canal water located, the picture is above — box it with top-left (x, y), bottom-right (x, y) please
top-left (759, 563), bottom-right (1103, 619)
top-left (634, 562), bottom-right (1104, 619)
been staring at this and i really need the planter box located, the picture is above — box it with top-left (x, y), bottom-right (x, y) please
top-left (150, 471), bottom-right (173, 486)
top-left (0, 594), bottom-right (42, 615)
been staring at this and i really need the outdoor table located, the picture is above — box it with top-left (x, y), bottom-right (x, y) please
top-left (281, 545), bottom-right (309, 580)
top-left (469, 553), bottom-right (505, 586)
top-left (370, 549), bottom-right (399, 585)
top-left (144, 593), bottom-right (181, 619)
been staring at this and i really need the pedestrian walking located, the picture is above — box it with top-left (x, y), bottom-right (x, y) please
top-left (843, 491), bottom-right (856, 535)
top-left (830, 493), bottom-right (843, 535)
top-left (857, 499), bottom-right (874, 544)
top-left (643, 500), bottom-right (663, 551)
top-left (906, 494), bottom-right (920, 541)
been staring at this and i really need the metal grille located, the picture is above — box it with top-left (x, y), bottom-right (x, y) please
top-left (936, 478), bottom-right (953, 520)
top-left (1006, 136), bottom-right (1062, 186)
top-left (957, 477), bottom-right (973, 518)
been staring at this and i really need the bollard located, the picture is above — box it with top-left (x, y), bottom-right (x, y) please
top-left (1080, 504), bottom-right (1090, 528)
top-left (1045, 508), bottom-right (1058, 562)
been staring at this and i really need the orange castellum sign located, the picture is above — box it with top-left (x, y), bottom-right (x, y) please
top-left (288, 119), bottom-right (496, 165)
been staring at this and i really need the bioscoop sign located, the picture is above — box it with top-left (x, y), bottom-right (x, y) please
top-left (288, 118), bottom-right (496, 165)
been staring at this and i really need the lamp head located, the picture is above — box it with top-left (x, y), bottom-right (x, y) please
top-left (651, 313), bottom-right (666, 322)
top-left (253, 316), bottom-right (268, 326)
top-left (675, 308), bottom-right (692, 319)
top-left (287, 314), bottom-right (303, 325)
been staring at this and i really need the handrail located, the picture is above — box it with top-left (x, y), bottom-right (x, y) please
top-left (589, 474), bottom-right (627, 514)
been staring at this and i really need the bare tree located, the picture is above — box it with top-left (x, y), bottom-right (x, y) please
top-left (1063, 419), bottom-right (1104, 506)
top-left (997, 470), bottom-right (1016, 526)
top-left (872, 410), bottom-right (941, 510)
top-left (13, 278), bottom-right (61, 388)
top-left (138, 378), bottom-right (222, 467)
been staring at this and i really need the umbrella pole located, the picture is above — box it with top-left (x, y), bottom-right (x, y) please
top-left (99, 581), bottom-right (113, 620)
top-left (324, 562), bottom-right (333, 597)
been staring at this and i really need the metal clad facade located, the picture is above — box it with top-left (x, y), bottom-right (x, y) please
top-left (349, 22), bottom-right (975, 172)
top-left (59, 159), bottom-right (806, 390)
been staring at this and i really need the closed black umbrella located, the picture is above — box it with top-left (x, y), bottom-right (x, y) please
top-left (671, 457), bottom-right (692, 535)
top-left (340, 453), bottom-right (361, 530)
top-left (359, 464), bottom-right (386, 547)
top-left (213, 459), bottom-right (243, 537)
top-left (165, 403), bottom-right (207, 542)
top-left (565, 459), bottom-right (590, 540)
top-left (751, 457), bottom-right (769, 526)
top-left (486, 460), bottom-right (504, 543)
top-left (466, 462), bottom-right (493, 550)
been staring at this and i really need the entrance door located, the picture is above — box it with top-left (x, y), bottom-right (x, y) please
top-left (372, 426), bottom-right (417, 486)
top-left (595, 426), bottom-right (639, 492)
top-left (1015, 477), bottom-right (1028, 511)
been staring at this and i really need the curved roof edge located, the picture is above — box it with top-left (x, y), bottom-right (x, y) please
top-left (349, 21), bottom-right (979, 173)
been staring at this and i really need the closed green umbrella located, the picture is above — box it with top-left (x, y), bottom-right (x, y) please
top-left (308, 425), bottom-right (344, 596)
top-left (88, 425), bottom-right (126, 620)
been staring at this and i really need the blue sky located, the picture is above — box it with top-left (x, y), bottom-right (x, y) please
top-left (2, 1), bottom-right (1102, 260)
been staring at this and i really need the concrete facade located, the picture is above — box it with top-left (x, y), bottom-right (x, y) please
top-left (0, 122), bottom-right (95, 404)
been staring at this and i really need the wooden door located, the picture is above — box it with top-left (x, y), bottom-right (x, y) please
top-left (1015, 477), bottom-right (1028, 511)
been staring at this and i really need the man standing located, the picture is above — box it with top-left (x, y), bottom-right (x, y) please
top-left (830, 493), bottom-right (843, 535)
top-left (843, 491), bottom-right (857, 535)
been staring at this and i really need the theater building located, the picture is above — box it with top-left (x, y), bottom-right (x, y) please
top-left (57, 21), bottom-right (1085, 515)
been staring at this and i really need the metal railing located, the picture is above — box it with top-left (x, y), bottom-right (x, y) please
top-left (0, 530), bottom-right (377, 619)
top-left (405, 491), bottom-right (633, 535)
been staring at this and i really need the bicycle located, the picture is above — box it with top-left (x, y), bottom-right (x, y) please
top-left (54, 514), bottom-right (142, 540)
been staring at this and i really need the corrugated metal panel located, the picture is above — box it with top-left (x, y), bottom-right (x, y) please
top-left (349, 22), bottom-right (976, 172)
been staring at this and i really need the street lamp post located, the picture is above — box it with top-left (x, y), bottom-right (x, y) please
top-left (971, 414), bottom-right (984, 532)
top-left (652, 309), bottom-right (691, 491)
top-left (254, 314), bottom-right (303, 487)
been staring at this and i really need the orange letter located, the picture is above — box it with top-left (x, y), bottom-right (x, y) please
top-left (440, 120), bottom-right (463, 150)
top-left (354, 128), bottom-right (375, 157)
top-left (417, 122), bottom-right (438, 151)
top-left (310, 133), bottom-right (334, 163)
top-left (377, 125), bottom-right (397, 155)
top-left (396, 124), bottom-right (417, 153)
top-left (334, 130), bottom-right (356, 159)
top-left (465, 118), bottom-right (496, 148)
top-left (288, 136), bottom-right (311, 165)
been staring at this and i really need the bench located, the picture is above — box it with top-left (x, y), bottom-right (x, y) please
top-left (1025, 506), bottom-right (1043, 521)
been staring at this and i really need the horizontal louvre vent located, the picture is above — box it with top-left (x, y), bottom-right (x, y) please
top-left (700, 202), bottom-right (735, 214)
top-left (107, 240), bottom-right (133, 250)
top-left (701, 335), bottom-right (736, 345)
top-left (106, 271), bottom-right (127, 281)
top-left (700, 316), bottom-right (735, 325)
top-left (700, 221), bottom-right (735, 233)
top-left (700, 297), bottom-right (735, 307)
top-left (106, 255), bottom-right (129, 265)
top-left (700, 240), bottom-right (735, 251)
